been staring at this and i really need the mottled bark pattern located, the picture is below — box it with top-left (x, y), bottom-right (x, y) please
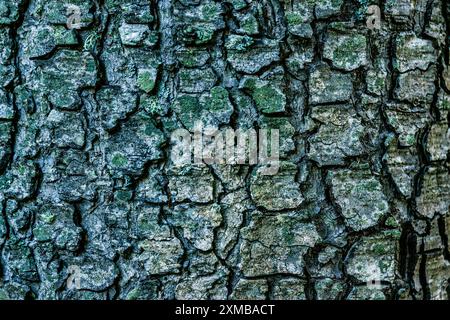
top-left (0, 0), bottom-right (449, 300)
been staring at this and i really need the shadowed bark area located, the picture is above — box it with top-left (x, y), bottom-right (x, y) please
top-left (0, 0), bottom-right (448, 300)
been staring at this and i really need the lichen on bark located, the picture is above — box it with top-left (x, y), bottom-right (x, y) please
top-left (0, 0), bottom-right (449, 300)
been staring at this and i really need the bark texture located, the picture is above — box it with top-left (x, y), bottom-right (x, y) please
top-left (0, 0), bottom-right (449, 300)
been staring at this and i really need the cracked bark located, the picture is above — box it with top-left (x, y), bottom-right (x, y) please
top-left (0, 0), bottom-right (448, 300)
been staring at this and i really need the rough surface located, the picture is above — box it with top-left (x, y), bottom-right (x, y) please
top-left (0, 0), bottom-right (449, 300)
